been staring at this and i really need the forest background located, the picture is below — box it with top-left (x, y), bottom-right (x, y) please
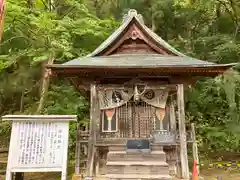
top-left (0, 0), bottom-right (240, 163)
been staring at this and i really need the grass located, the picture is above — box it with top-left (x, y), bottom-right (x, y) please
top-left (201, 168), bottom-right (240, 180)
top-left (0, 168), bottom-right (74, 180)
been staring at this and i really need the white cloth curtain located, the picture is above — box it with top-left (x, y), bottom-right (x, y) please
top-left (98, 86), bottom-right (169, 110)
top-left (98, 88), bottom-right (133, 110)
top-left (140, 89), bottom-right (169, 108)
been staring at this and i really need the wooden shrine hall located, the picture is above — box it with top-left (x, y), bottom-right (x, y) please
top-left (48, 9), bottom-right (234, 180)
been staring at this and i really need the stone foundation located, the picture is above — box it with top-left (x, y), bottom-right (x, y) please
top-left (106, 145), bottom-right (172, 180)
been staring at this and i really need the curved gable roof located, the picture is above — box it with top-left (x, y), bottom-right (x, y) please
top-left (88, 9), bottom-right (185, 57)
top-left (48, 9), bottom-right (236, 78)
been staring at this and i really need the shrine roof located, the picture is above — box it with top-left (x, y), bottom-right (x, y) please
top-left (87, 9), bottom-right (185, 57)
top-left (52, 54), bottom-right (233, 68)
top-left (48, 9), bottom-right (236, 76)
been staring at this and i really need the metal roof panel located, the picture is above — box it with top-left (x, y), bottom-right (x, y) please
top-left (61, 54), bottom-right (217, 68)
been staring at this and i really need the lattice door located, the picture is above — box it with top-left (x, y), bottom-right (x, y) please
top-left (118, 100), bottom-right (155, 138)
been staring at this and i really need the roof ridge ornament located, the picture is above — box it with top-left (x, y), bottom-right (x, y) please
top-left (122, 9), bottom-right (144, 24)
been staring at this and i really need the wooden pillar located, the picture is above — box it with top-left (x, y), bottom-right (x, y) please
top-left (159, 118), bottom-right (163, 130)
top-left (176, 146), bottom-right (182, 178)
top-left (177, 84), bottom-right (189, 179)
top-left (15, 173), bottom-right (24, 180)
top-left (95, 150), bottom-right (100, 176)
top-left (169, 96), bottom-right (176, 132)
top-left (95, 85), bottom-right (101, 176)
top-left (86, 84), bottom-right (98, 177)
top-left (191, 123), bottom-right (200, 175)
top-left (75, 123), bottom-right (80, 174)
top-left (169, 96), bottom-right (178, 176)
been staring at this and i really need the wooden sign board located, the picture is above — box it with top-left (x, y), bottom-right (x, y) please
top-left (2, 115), bottom-right (77, 180)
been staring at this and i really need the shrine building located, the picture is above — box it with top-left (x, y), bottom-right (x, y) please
top-left (48, 9), bottom-right (234, 180)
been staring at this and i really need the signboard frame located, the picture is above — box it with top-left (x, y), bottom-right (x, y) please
top-left (2, 115), bottom-right (77, 180)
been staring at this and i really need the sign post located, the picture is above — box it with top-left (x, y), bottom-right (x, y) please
top-left (2, 115), bottom-right (77, 180)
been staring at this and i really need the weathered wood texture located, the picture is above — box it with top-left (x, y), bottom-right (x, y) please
top-left (86, 84), bottom-right (98, 177)
top-left (176, 146), bottom-right (182, 178)
top-left (169, 96), bottom-right (176, 132)
top-left (104, 23), bottom-right (172, 55)
top-left (75, 124), bottom-right (80, 174)
top-left (52, 68), bottom-right (225, 79)
top-left (165, 148), bottom-right (178, 176)
top-left (177, 84), bottom-right (190, 179)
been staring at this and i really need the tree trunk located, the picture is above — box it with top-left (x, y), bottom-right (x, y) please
top-left (20, 90), bottom-right (24, 113)
top-left (151, 16), bottom-right (156, 32)
top-left (27, 0), bottom-right (34, 8)
top-left (150, 1), bottom-right (156, 32)
top-left (35, 55), bottom-right (54, 114)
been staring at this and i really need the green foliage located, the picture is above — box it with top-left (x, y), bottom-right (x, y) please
top-left (0, 0), bottom-right (116, 155)
top-left (186, 70), bottom-right (240, 155)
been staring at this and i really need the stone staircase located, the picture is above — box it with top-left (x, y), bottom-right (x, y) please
top-left (106, 145), bottom-right (172, 180)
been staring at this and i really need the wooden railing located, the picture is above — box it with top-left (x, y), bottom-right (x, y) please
top-left (78, 129), bottom-right (195, 146)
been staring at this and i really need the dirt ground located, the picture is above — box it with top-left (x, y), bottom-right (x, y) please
top-left (0, 151), bottom-right (239, 180)
top-left (1, 169), bottom-right (240, 180)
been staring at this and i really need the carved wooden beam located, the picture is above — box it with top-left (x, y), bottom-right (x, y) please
top-left (68, 77), bottom-right (90, 100)
top-left (103, 22), bottom-right (170, 56)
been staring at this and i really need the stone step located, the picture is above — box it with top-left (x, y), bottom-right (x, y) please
top-left (107, 151), bottom-right (166, 162)
top-left (95, 175), bottom-right (108, 180)
top-left (108, 144), bottom-right (164, 151)
top-left (106, 167), bottom-right (169, 175)
top-left (107, 174), bottom-right (172, 180)
top-left (106, 162), bottom-right (169, 175)
top-left (107, 161), bottom-right (168, 166)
